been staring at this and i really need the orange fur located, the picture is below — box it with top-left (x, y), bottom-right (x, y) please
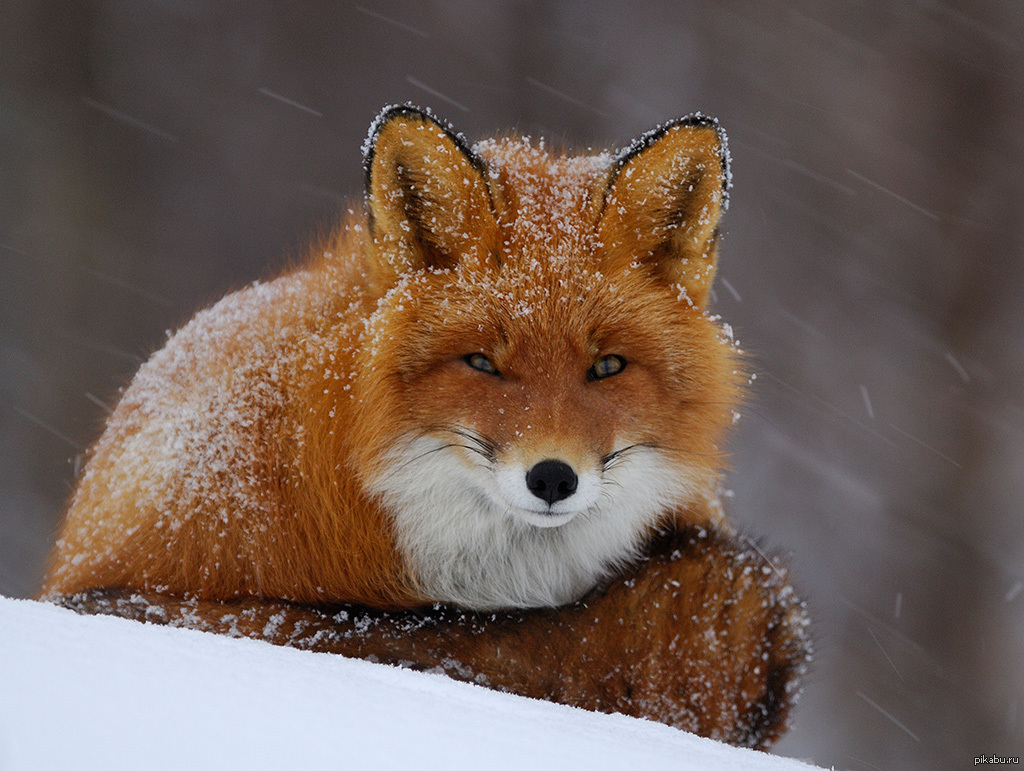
top-left (41, 105), bottom-right (742, 612)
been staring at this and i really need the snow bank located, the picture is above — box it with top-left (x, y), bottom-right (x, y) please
top-left (0, 597), bottom-right (821, 770)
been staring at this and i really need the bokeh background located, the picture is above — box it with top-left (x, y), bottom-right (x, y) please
top-left (3, 2), bottom-right (1022, 767)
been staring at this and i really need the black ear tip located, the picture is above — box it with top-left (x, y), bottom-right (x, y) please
top-left (612, 112), bottom-right (732, 210)
top-left (361, 102), bottom-right (480, 175)
top-left (361, 103), bottom-right (434, 165)
top-left (680, 113), bottom-right (732, 209)
top-left (360, 103), bottom-right (491, 234)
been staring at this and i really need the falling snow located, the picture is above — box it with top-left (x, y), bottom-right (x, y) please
top-left (6, 7), bottom-right (1024, 770)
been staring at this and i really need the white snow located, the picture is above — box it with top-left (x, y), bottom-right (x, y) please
top-left (0, 596), bottom-right (822, 770)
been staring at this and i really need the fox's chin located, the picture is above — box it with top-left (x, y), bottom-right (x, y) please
top-left (510, 508), bottom-right (579, 529)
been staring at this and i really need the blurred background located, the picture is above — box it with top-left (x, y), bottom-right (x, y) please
top-left (2, 1), bottom-right (1022, 767)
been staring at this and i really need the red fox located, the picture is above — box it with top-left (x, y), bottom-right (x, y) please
top-left (42, 105), bottom-right (811, 747)
top-left (42, 104), bottom-right (742, 611)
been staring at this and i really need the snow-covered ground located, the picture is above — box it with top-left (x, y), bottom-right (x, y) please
top-left (0, 596), bottom-right (822, 770)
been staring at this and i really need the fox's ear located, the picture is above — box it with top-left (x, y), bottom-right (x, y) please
top-left (596, 116), bottom-right (729, 307)
top-left (363, 104), bottom-right (499, 286)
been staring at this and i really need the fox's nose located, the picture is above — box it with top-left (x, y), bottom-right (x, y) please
top-left (526, 460), bottom-right (578, 505)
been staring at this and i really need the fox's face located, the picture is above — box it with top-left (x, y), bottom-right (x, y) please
top-left (351, 106), bottom-right (740, 609)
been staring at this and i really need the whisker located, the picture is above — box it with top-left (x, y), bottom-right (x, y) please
top-left (601, 442), bottom-right (660, 472)
top-left (417, 423), bottom-right (498, 463)
top-left (402, 442), bottom-right (461, 468)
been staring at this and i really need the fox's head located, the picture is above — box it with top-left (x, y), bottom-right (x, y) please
top-left (349, 104), bottom-right (742, 609)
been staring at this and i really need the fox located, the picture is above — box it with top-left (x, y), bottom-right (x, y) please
top-left (41, 103), bottom-right (742, 611)
top-left (42, 104), bottom-right (811, 747)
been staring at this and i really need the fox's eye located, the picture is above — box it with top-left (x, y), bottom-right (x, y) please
top-left (465, 353), bottom-right (500, 376)
top-left (587, 354), bottom-right (627, 381)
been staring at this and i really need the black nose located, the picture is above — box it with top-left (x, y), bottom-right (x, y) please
top-left (525, 460), bottom-right (578, 505)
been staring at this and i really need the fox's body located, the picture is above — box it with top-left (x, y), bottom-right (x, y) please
top-left (42, 106), bottom-right (811, 748)
top-left (42, 105), bottom-right (741, 612)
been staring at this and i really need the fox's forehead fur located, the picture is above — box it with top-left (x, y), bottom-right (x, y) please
top-left (473, 137), bottom-right (613, 260)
